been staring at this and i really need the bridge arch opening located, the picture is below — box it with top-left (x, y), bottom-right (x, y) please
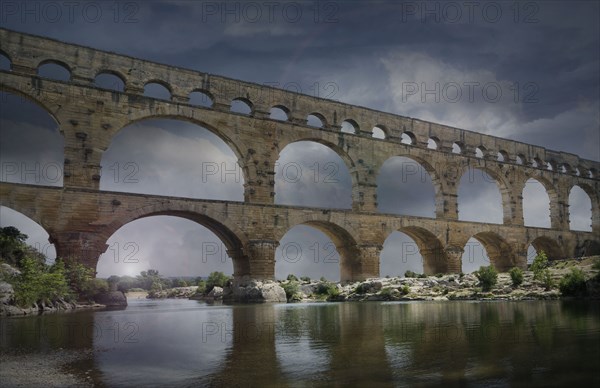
top-left (143, 81), bottom-right (171, 100)
top-left (100, 118), bottom-right (244, 200)
top-left (0, 50), bottom-right (10, 70)
top-left (452, 142), bottom-right (463, 154)
top-left (515, 155), bottom-right (525, 165)
top-left (462, 232), bottom-right (514, 273)
top-left (275, 221), bottom-right (358, 282)
top-left (372, 126), bottom-right (386, 139)
top-left (457, 167), bottom-right (505, 224)
top-left (0, 206), bottom-right (57, 263)
top-left (0, 90), bottom-right (64, 187)
top-left (522, 178), bottom-right (551, 228)
top-left (401, 132), bottom-right (415, 145)
top-left (274, 140), bottom-right (353, 209)
top-left (380, 227), bottom-right (447, 276)
top-left (475, 146), bottom-right (486, 158)
top-left (427, 138), bottom-right (438, 149)
top-left (527, 236), bottom-right (563, 264)
top-left (97, 214), bottom-right (240, 280)
top-left (306, 113), bottom-right (325, 128)
top-left (230, 98), bottom-right (252, 115)
top-left (377, 156), bottom-right (437, 217)
top-left (269, 105), bottom-right (289, 121)
top-left (569, 185), bottom-right (593, 232)
top-left (341, 119), bottom-right (358, 134)
top-left (497, 150), bottom-right (509, 162)
top-left (94, 71), bottom-right (125, 92)
top-left (37, 60), bottom-right (71, 81)
top-left (188, 90), bottom-right (213, 107)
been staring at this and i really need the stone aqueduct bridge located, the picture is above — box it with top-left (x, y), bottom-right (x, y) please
top-left (0, 29), bottom-right (599, 282)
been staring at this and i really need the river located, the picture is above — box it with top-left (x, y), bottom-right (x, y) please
top-left (1, 299), bottom-right (599, 387)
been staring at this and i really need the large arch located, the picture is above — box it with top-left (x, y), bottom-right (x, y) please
top-left (464, 232), bottom-right (515, 272)
top-left (376, 156), bottom-right (440, 217)
top-left (569, 184), bottom-right (594, 232)
top-left (457, 166), bottom-right (509, 224)
top-left (274, 219), bottom-right (360, 282)
top-left (522, 178), bottom-right (551, 228)
top-left (274, 140), bottom-right (354, 209)
top-left (0, 90), bottom-right (64, 187)
top-left (528, 236), bottom-right (565, 261)
top-left (100, 117), bottom-right (245, 200)
top-left (101, 208), bottom-right (249, 280)
top-left (380, 226), bottom-right (447, 276)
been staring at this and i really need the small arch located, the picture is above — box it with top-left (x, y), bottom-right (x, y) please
top-left (452, 142), bottom-right (463, 154)
top-left (0, 50), bottom-right (11, 71)
top-left (569, 185), bottom-right (593, 232)
top-left (269, 105), bottom-right (289, 121)
top-left (516, 154), bottom-right (525, 165)
top-left (560, 163), bottom-right (571, 174)
top-left (306, 113), bottom-right (326, 128)
top-left (94, 70), bottom-right (125, 92)
top-left (475, 146), bottom-right (487, 158)
top-left (589, 168), bottom-right (597, 179)
top-left (188, 90), bottom-right (214, 108)
top-left (427, 137), bottom-right (439, 150)
top-left (143, 81), bottom-right (171, 100)
top-left (497, 150), bottom-right (509, 162)
top-left (372, 125), bottom-right (386, 139)
top-left (574, 167), bottom-right (582, 177)
top-left (230, 98), bottom-right (253, 115)
top-left (37, 60), bottom-right (71, 82)
top-left (546, 161), bottom-right (555, 171)
top-left (401, 132), bottom-right (415, 145)
top-left (341, 119), bottom-right (359, 134)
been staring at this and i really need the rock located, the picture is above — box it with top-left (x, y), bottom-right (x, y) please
top-left (231, 281), bottom-right (287, 303)
top-left (300, 284), bottom-right (317, 296)
top-left (94, 291), bottom-right (127, 307)
top-left (208, 286), bottom-right (224, 299)
top-left (0, 263), bottom-right (20, 277)
top-left (0, 281), bottom-right (14, 304)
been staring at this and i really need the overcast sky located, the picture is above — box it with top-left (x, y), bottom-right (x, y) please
top-left (0, 0), bottom-right (597, 279)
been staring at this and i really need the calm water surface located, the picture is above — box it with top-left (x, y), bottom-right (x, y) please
top-left (1, 299), bottom-right (599, 387)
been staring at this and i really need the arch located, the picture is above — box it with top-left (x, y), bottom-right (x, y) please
top-left (516, 154), bottom-right (525, 165)
top-left (102, 208), bottom-right (248, 280)
top-left (497, 150), bottom-right (509, 162)
top-left (269, 105), bottom-right (289, 121)
top-left (341, 119), bottom-right (359, 134)
top-left (188, 89), bottom-right (214, 108)
top-left (522, 178), bottom-right (551, 228)
top-left (401, 132), bottom-right (415, 145)
top-left (457, 167), bottom-right (509, 224)
top-left (427, 137), bottom-right (439, 149)
top-left (94, 70), bottom-right (126, 92)
top-left (575, 167), bottom-right (582, 177)
top-left (466, 232), bottom-right (515, 272)
top-left (546, 161), bottom-right (555, 171)
top-left (452, 142), bottom-right (463, 154)
top-left (528, 236), bottom-right (564, 260)
top-left (37, 60), bottom-right (71, 82)
top-left (588, 168), bottom-right (596, 179)
top-left (274, 140), bottom-right (353, 209)
top-left (0, 50), bottom-right (11, 71)
top-left (376, 156), bottom-right (439, 218)
top-left (569, 184), bottom-right (593, 231)
top-left (143, 81), bottom-right (172, 100)
top-left (101, 117), bottom-right (246, 199)
top-left (0, 206), bottom-right (57, 261)
top-left (275, 219), bottom-right (359, 282)
top-left (306, 113), bottom-right (326, 128)
top-left (475, 146), bottom-right (486, 158)
top-left (560, 163), bottom-right (571, 174)
top-left (230, 97), bottom-right (253, 115)
top-left (0, 90), bottom-right (64, 187)
top-left (381, 227), bottom-right (448, 276)
top-left (0, 86), bottom-right (61, 127)
top-left (372, 125), bottom-right (386, 139)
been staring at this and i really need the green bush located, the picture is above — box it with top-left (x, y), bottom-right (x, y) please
top-left (404, 270), bottom-right (417, 278)
top-left (540, 269), bottom-right (555, 290)
top-left (300, 276), bottom-right (311, 283)
top-left (380, 287), bottom-right (393, 297)
top-left (13, 257), bottom-right (70, 307)
top-left (196, 280), bottom-right (207, 295)
top-left (592, 259), bottom-right (600, 271)
top-left (559, 268), bottom-right (587, 297)
top-left (418, 273), bottom-right (427, 279)
top-left (400, 285), bottom-right (410, 295)
top-left (286, 274), bottom-right (299, 282)
top-left (435, 273), bottom-right (443, 278)
top-left (316, 282), bottom-right (338, 296)
top-left (282, 281), bottom-right (300, 301)
top-left (509, 267), bottom-right (524, 287)
top-left (475, 266), bottom-right (498, 291)
top-left (354, 283), bottom-right (368, 294)
top-left (206, 271), bottom-right (231, 292)
top-left (531, 251), bottom-right (549, 280)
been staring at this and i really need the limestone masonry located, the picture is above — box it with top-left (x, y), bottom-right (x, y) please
top-left (0, 28), bottom-right (598, 283)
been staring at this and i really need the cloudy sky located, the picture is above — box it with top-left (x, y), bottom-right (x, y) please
top-left (0, 0), bottom-right (598, 279)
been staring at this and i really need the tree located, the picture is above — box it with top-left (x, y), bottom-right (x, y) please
top-left (509, 267), bottom-right (524, 287)
top-left (475, 266), bottom-right (498, 291)
top-left (206, 271), bottom-right (231, 292)
top-left (530, 251), bottom-right (549, 280)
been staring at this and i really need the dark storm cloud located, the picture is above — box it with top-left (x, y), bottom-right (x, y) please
top-left (1, 0), bottom-right (598, 277)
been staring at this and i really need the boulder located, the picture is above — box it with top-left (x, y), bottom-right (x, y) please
top-left (0, 281), bottom-right (14, 304)
top-left (208, 286), bottom-right (224, 299)
top-left (231, 281), bottom-right (287, 303)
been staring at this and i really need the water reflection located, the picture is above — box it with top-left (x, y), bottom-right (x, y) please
top-left (1, 300), bottom-right (598, 386)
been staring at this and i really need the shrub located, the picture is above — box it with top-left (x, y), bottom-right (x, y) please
top-left (531, 251), bottom-right (549, 280)
top-left (206, 271), bottom-right (231, 292)
top-left (475, 266), bottom-right (498, 291)
top-left (509, 267), bottom-right (524, 287)
top-left (300, 276), bottom-right (311, 283)
top-left (559, 268), bottom-right (587, 297)
top-left (380, 287), bottom-right (393, 297)
top-left (282, 281), bottom-right (300, 301)
top-left (540, 269), bottom-right (554, 290)
top-left (13, 257), bottom-right (70, 307)
top-left (435, 273), bottom-right (443, 278)
top-left (316, 282), bottom-right (338, 297)
top-left (404, 270), bottom-right (417, 278)
top-left (286, 274), bottom-right (299, 282)
top-left (418, 273), bottom-right (427, 279)
top-left (196, 280), bottom-right (207, 295)
top-left (400, 285), bottom-right (410, 295)
top-left (354, 283), bottom-right (368, 294)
